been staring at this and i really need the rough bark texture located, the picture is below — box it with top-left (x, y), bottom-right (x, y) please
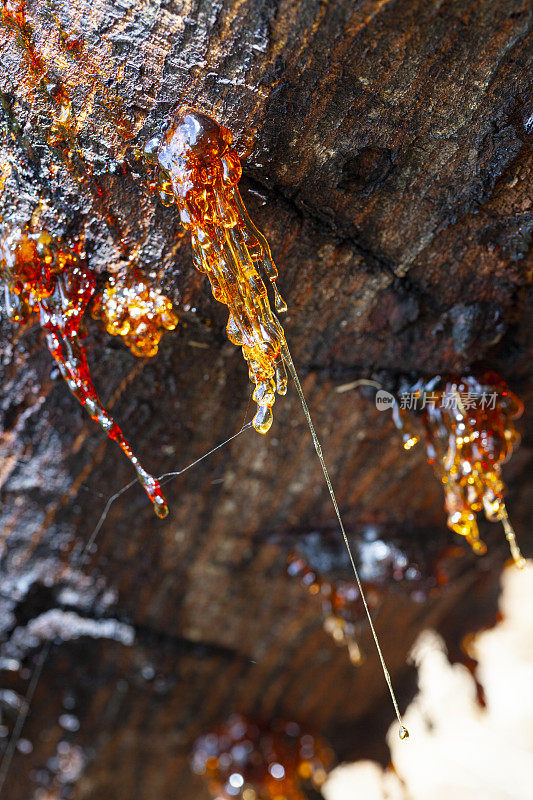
top-left (0, 0), bottom-right (532, 798)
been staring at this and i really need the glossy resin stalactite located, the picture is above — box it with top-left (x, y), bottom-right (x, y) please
top-left (0, 226), bottom-right (170, 517)
top-left (191, 715), bottom-right (333, 800)
top-left (148, 108), bottom-right (288, 435)
top-left (393, 374), bottom-right (525, 566)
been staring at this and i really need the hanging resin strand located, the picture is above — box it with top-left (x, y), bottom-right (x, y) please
top-left (0, 228), bottom-right (168, 518)
top-left (393, 374), bottom-right (525, 567)
top-left (152, 109), bottom-right (408, 739)
top-left (152, 109), bottom-right (288, 435)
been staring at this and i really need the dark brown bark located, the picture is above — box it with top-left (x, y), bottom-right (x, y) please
top-left (0, 0), bottom-right (532, 797)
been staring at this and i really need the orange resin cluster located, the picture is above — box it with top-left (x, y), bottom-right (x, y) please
top-left (0, 226), bottom-right (168, 517)
top-left (92, 269), bottom-right (178, 357)
top-left (191, 715), bottom-right (333, 800)
top-left (151, 109), bottom-right (288, 434)
top-left (393, 374), bottom-right (524, 565)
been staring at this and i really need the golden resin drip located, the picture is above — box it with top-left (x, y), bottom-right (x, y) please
top-left (92, 269), bottom-right (178, 357)
top-left (393, 374), bottom-right (525, 567)
top-left (153, 108), bottom-right (288, 435)
top-left (284, 345), bottom-right (408, 737)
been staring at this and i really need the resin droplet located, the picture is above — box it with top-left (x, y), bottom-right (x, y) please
top-left (399, 725), bottom-right (409, 740)
top-left (252, 404), bottom-right (273, 435)
top-left (92, 268), bottom-right (178, 357)
top-left (153, 109), bottom-right (288, 434)
top-left (0, 227), bottom-right (168, 517)
top-left (501, 512), bottom-right (526, 569)
top-left (393, 374), bottom-right (525, 565)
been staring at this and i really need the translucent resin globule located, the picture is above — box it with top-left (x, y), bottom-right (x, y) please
top-left (0, 228), bottom-right (168, 517)
top-left (191, 714), bottom-right (333, 800)
top-left (151, 109), bottom-right (288, 434)
top-left (393, 374), bottom-right (525, 566)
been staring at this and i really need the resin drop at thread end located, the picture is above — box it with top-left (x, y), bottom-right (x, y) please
top-left (253, 405), bottom-right (273, 434)
top-left (274, 287), bottom-right (288, 314)
top-left (399, 725), bottom-right (409, 740)
top-left (472, 539), bottom-right (487, 556)
top-left (154, 499), bottom-right (169, 519)
top-left (501, 511), bottom-right (526, 569)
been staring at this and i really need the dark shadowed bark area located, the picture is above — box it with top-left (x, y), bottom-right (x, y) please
top-left (0, 0), bottom-right (532, 797)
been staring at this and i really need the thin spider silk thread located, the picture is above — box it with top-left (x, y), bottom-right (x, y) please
top-left (0, 418), bottom-right (255, 793)
top-left (0, 645), bottom-right (49, 794)
top-left (283, 344), bottom-right (409, 739)
top-left (335, 378), bottom-right (383, 394)
top-left (86, 420), bottom-right (254, 555)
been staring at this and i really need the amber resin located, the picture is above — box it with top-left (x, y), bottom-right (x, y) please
top-left (92, 269), bottom-right (178, 358)
top-left (0, 227), bottom-right (168, 517)
top-left (393, 374), bottom-right (525, 566)
top-left (191, 715), bottom-right (333, 800)
top-left (150, 109), bottom-right (288, 434)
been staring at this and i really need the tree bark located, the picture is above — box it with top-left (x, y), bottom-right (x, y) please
top-left (0, 0), bottom-right (532, 797)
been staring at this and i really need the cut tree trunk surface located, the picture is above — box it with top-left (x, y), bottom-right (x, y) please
top-left (0, 1), bottom-right (532, 798)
